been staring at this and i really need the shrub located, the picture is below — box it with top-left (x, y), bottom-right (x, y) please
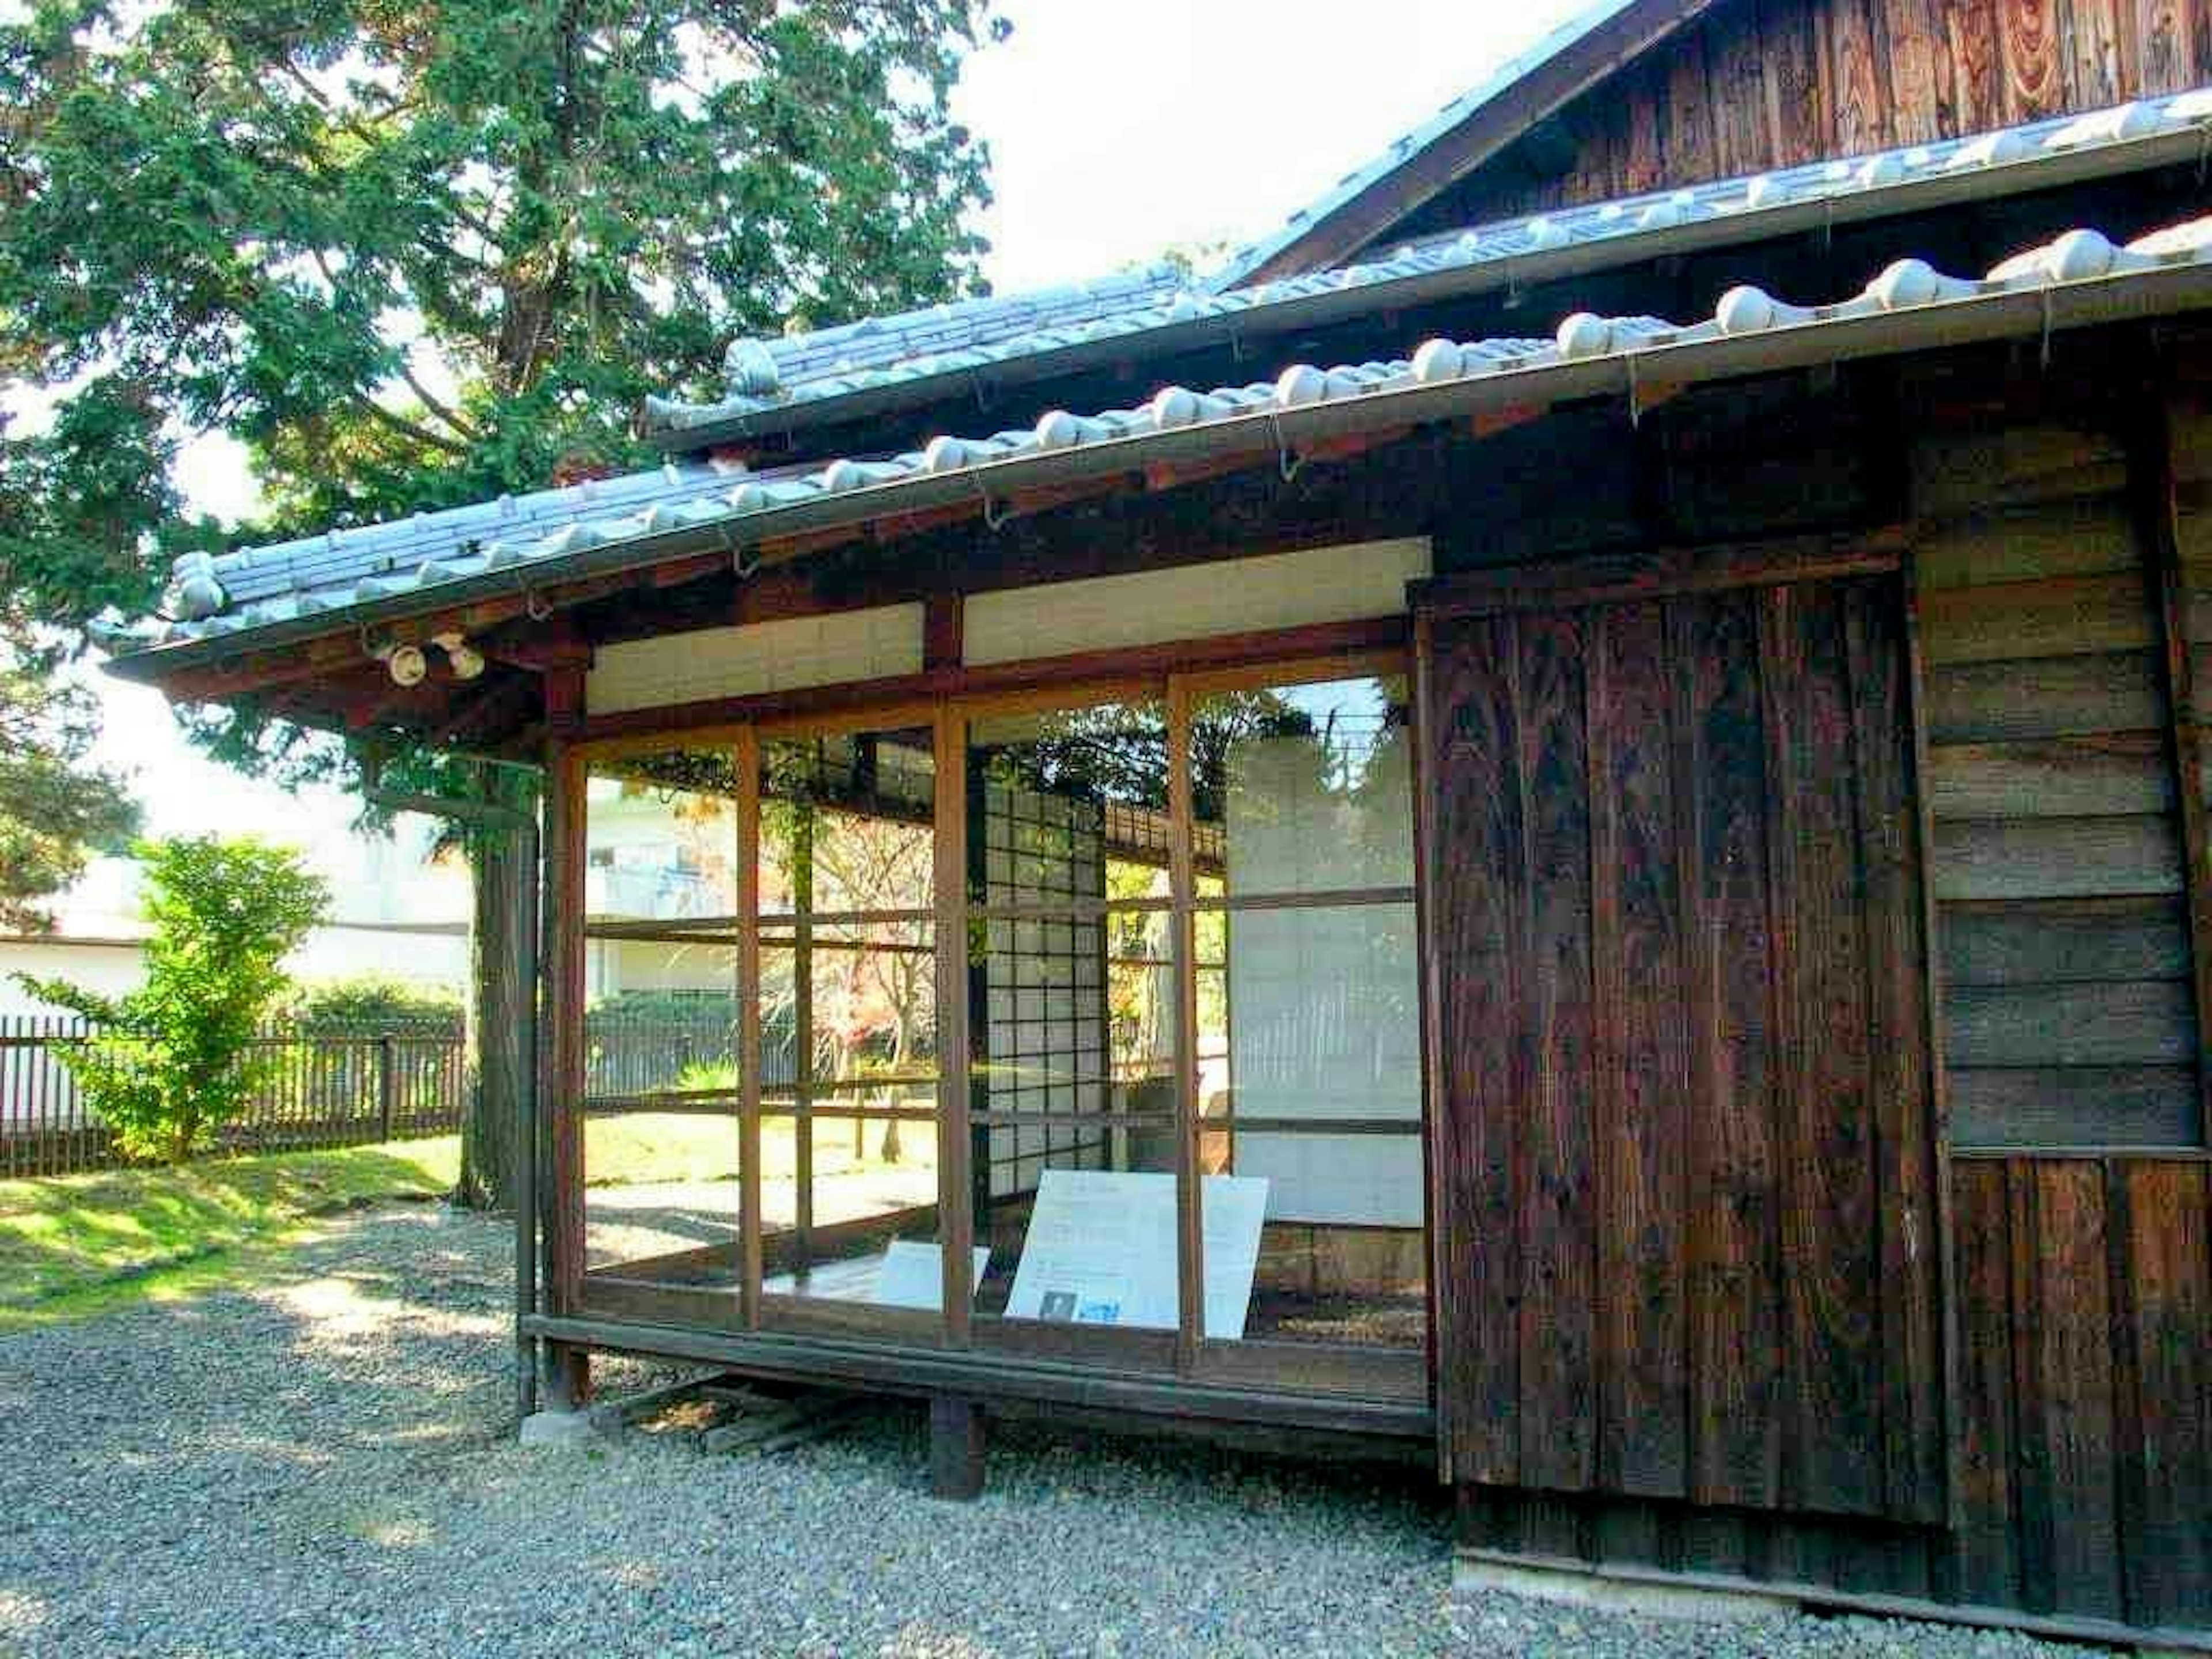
top-left (16, 835), bottom-right (329, 1162)
top-left (295, 975), bottom-right (462, 1032)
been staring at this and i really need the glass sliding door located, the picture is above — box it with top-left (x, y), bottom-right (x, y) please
top-left (962, 694), bottom-right (1186, 1368)
top-left (565, 648), bottom-right (1431, 1399)
top-left (1179, 662), bottom-right (1428, 1395)
top-left (755, 717), bottom-right (950, 1339)
top-left (576, 741), bottom-right (748, 1320)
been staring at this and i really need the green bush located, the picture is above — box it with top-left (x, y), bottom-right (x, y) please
top-left (15, 835), bottom-right (329, 1163)
top-left (294, 975), bottom-right (461, 1031)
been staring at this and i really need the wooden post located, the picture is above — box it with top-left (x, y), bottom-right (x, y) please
top-left (929, 1395), bottom-right (985, 1499)
top-left (935, 704), bottom-right (975, 1346)
top-left (736, 725), bottom-right (764, 1330)
top-left (376, 1033), bottom-right (397, 1143)
top-left (1166, 675), bottom-right (1206, 1372)
top-left (793, 779), bottom-right (815, 1275)
top-left (543, 737), bottom-right (591, 1409)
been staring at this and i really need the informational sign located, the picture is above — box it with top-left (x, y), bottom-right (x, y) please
top-left (1004, 1170), bottom-right (1268, 1340)
top-left (871, 1240), bottom-right (993, 1310)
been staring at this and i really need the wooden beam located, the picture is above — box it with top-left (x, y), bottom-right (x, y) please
top-left (1410, 526), bottom-right (1910, 619)
top-left (576, 616), bottom-right (1409, 746)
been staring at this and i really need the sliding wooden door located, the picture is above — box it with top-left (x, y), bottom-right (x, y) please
top-left (1415, 555), bottom-right (1947, 1523)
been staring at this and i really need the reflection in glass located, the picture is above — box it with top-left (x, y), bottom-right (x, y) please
top-left (1190, 673), bottom-right (1427, 1350)
top-left (964, 702), bottom-right (1182, 1327)
top-left (756, 727), bottom-right (945, 1309)
top-left (580, 746), bottom-right (744, 1290)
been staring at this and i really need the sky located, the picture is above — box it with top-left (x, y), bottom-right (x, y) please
top-left (76, 0), bottom-right (1590, 921)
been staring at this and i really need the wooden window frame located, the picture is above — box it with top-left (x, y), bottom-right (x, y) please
top-left (556, 621), bottom-right (1434, 1402)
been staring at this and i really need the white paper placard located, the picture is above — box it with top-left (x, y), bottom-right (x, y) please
top-left (1003, 1170), bottom-right (1268, 1340)
top-left (872, 1240), bottom-right (993, 1310)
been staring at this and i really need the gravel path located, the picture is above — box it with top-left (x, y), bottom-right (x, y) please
top-left (0, 1202), bottom-right (2095, 1659)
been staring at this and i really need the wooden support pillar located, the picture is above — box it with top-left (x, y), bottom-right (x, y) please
top-left (793, 779), bottom-right (816, 1273)
top-left (736, 725), bottom-right (764, 1330)
top-left (929, 1395), bottom-right (986, 1500)
top-left (543, 733), bottom-right (592, 1408)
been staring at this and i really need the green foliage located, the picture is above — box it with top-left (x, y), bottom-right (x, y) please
top-left (294, 974), bottom-right (463, 1030)
top-left (16, 835), bottom-right (331, 1164)
top-left (0, 1), bottom-right (1003, 784)
top-left (0, 646), bottom-right (139, 932)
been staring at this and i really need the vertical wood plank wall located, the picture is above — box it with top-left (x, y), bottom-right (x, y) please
top-left (1420, 571), bottom-right (1946, 1524)
top-left (1427, 384), bottom-right (2212, 1634)
top-left (1925, 388), bottom-right (2212, 1630)
top-left (1404, 0), bottom-right (2212, 235)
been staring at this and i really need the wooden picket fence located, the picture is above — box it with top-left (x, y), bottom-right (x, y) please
top-left (0, 1014), bottom-right (468, 1178)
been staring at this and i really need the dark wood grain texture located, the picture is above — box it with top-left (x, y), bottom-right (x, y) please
top-left (1422, 613), bottom-right (1528, 1484)
top-left (1516, 612), bottom-right (1599, 1493)
top-left (1589, 603), bottom-right (1692, 1499)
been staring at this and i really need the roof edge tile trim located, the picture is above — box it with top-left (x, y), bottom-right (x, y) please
top-left (642, 86), bottom-right (2212, 445)
top-left (99, 215), bottom-right (2212, 668)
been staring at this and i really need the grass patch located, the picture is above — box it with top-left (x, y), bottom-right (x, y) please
top-left (583, 1111), bottom-right (937, 1188)
top-left (0, 1137), bottom-right (459, 1330)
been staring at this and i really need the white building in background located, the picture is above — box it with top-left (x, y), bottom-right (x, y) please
top-left (0, 822), bottom-right (474, 1018)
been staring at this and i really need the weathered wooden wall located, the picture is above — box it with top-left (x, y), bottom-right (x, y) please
top-left (1400, 0), bottom-right (2212, 237)
top-left (1416, 560), bottom-right (1946, 1524)
top-left (1912, 384), bottom-right (2209, 1147)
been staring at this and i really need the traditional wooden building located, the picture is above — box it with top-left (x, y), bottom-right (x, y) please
top-left (105, 0), bottom-right (2212, 1645)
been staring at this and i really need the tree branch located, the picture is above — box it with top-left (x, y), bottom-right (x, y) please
top-left (345, 389), bottom-right (469, 456)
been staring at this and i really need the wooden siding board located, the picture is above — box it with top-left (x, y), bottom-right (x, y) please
top-left (1917, 574), bottom-right (2159, 666)
top-left (2061, 0), bottom-right (2130, 108)
top-left (1885, 0), bottom-right (1960, 138)
top-left (1678, 591), bottom-right (1786, 1510)
top-left (1913, 497), bottom-right (2139, 591)
top-left (2024, 1161), bottom-right (2126, 1621)
top-left (1658, 28), bottom-right (1719, 185)
top-left (1759, 0), bottom-right (1832, 165)
top-left (1945, 978), bottom-right (2197, 1066)
top-left (1517, 613), bottom-right (1600, 1493)
top-left (1952, 1161), bottom-right (2024, 1606)
top-left (1848, 579), bottom-right (1950, 1524)
top-left (1771, 584), bottom-right (1885, 1516)
top-left (1589, 603), bottom-right (1692, 1499)
top-left (1931, 813), bottom-right (2184, 900)
top-left (1827, 0), bottom-right (1896, 154)
top-left (1951, 1065), bottom-right (2202, 1146)
top-left (2118, 1162), bottom-right (2212, 1626)
top-left (1427, 615), bottom-right (1527, 1484)
top-left (1998, 0), bottom-right (2066, 119)
top-left (1939, 897), bottom-right (2191, 986)
top-left (1946, 0), bottom-right (2009, 129)
top-left (2134, 0), bottom-right (2196, 90)
top-left (1922, 652), bottom-right (2167, 746)
top-left (1929, 733), bottom-right (2175, 820)
top-left (1703, 12), bottom-right (1771, 177)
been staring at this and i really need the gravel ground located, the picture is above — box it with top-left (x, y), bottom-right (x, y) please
top-left (0, 1202), bottom-right (2099, 1659)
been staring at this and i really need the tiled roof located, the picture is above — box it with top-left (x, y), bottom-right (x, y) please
top-left (103, 213), bottom-right (2212, 667)
top-left (644, 90), bottom-right (2212, 444)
